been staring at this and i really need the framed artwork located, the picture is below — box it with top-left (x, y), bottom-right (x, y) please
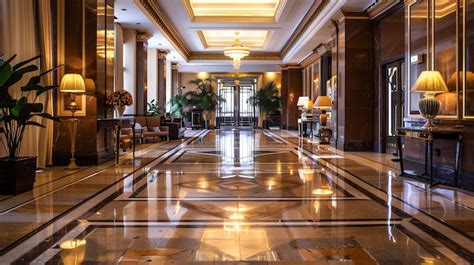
top-left (330, 75), bottom-right (337, 101)
top-left (326, 80), bottom-right (332, 99)
top-left (58, 93), bottom-right (87, 116)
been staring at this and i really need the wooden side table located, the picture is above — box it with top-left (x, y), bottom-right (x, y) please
top-left (396, 127), bottom-right (463, 187)
top-left (98, 117), bottom-right (136, 164)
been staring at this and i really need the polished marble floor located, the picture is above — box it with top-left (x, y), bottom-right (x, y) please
top-left (1, 130), bottom-right (473, 264)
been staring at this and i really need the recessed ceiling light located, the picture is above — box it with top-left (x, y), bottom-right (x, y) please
top-left (158, 43), bottom-right (162, 46)
top-left (136, 22), bottom-right (141, 25)
top-left (121, 8), bottom-right (127, 11)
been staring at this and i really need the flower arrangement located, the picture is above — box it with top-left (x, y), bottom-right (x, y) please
top-left (106, 90), bottom-right (133, 109)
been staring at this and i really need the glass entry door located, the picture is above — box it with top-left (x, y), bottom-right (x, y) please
top-left (217, 80), bottom-right (257, 128)
top-left (385, 60), bottom-right (405, 154)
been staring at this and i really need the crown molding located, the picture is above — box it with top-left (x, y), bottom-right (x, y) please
top-left (280, 63), bottom-right (302, 70)
top-left (135, 0), bottom-right (191, 60)
top-left (280, 0), bottom-right (330, 59)
top-left (189, 52), bottom-right (281, 61)
top-left (182, 0), bottom-right (287, 23)
top-left (367, 0), bottom-right (402, 19)
top-left (136, 0), bottom-right (335, 65)
top-left (332, 10), bottom-right (370, 25)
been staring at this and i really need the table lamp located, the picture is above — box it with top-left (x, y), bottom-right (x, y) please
top-left (297, 96), bottom-right (310, 109)
top-left (411, 71), bottom-right (448, 128)
top-left (314, 96), bottom-right (332, 126)
top-left (60, 74), bottom-right (86, 170)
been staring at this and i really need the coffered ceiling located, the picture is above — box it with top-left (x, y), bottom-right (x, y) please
top-left (184, 0), bottom-right (286, 23)
top-left (120, 0), bottom-right (384, 72)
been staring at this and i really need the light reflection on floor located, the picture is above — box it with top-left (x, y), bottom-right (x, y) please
top-left (20, 130), bottom-right (473, 264)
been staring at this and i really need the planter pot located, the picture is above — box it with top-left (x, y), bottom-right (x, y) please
top-left (0, 157), bottom-right (37, 195)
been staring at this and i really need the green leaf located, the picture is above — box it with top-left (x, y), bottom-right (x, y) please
top-left (0, 101), bottom-right (16, 108)
top-left (34, 112), bottom-right (60, 122)
top-left (21, 83), bottom-right (43, 92)
top-left (12, 55), bottom-right (40, 71)
top-left (40, 64), bottom-right (63, 77)
top-left (11, 96), bottom-right (27, 117)
top-left (0, 62), bottom-right (13, 87)
top-left (4, 55), bottom-right (17, 65)
top-left (26, 121), bottom-right (45, 128)
top-left (35, 85), bottom-right (58, 97)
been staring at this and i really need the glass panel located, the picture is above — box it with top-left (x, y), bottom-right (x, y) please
top-left (239, 86), bottom-right (254, 117)
top-left (466, 0), bottom-right (474, 116)
top-left (434, 0), bottom-right (457, 116)
top-left (409, 0), bottom-right (429, 115)
top-left (219, 86), bottom-right (234, 117)
top-left (388, 66), bottom-right (398, 136)
top-left (312, 60), bottom-right (320, 100)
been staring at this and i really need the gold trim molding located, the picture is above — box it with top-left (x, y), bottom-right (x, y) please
top-left (182, 0), bottom-right (287, 23)
top-left (280, 0), bottom-right (330, 59)
top-left (189, 52), bottom-right (281, 61)
top-left (135, 0), bottom-right (190, 59)
top-left (136, 0), bottom-right (331, 64)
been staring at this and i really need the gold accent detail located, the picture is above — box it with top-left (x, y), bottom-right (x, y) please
top-left (280, 0), bottom-right (330, 59)
top-left (182, 0), bottom-right (286, 23)
top-left (134, 0), bottom-right (190, 59)
top-left (189, 52), bottom-right (281, 61)
top-left (197, 30), bottom-right (271, 49)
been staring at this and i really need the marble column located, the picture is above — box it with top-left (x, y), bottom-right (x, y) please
top-left (136, 32), bottom-right (150, 116)
top-left (280, 64), bottom-right (303, 130)
top-left (171, 62), bottom-right (180, 98)
top-left (332, 11), bottom-right (374, 151)
top-left (157, 50), bottom-right (168, 109)
top-left (54, 0), bottom-right (115, 166)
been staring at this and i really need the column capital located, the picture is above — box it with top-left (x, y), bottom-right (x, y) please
top-left (157, 50), bottom-right (169, 59)
top-left (171, 62), bottom-right (180, 70)
top-left (332, 10), bottom-right (369, 26)
top-left (136, 32), bottom-right (152, 43)
top-left (280, 64), bottom-right (302, 70)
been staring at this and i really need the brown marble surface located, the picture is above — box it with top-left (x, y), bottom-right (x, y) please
top-left (2, 130), bottom-right (472, 264)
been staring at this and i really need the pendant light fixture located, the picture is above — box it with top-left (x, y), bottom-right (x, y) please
top-left (224, 32), bottom-right (250, 70)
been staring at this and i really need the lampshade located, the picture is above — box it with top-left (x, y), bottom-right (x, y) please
top-left (411, 71), bottom-right (448, 94)
top-left (84, 78), bottom-right (96, 93)
top-left (447, 71), bottom-right (474, 90)
top-left (60, 74), bottom-right (86, 93)
top-left (296, 96), bottom-right (309, 107)
top-left (314, 96), bottom-right (332, 109)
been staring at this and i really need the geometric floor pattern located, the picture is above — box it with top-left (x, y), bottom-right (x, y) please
top-left (3, 130), bottom-right (473, 264)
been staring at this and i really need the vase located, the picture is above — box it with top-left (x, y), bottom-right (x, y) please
top-left (115, 106), bottom-right (126, 117)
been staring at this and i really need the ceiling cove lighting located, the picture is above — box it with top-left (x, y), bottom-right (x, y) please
top-left (224, 32), bottom-right (250, 70)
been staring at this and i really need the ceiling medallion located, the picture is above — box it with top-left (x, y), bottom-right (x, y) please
top-left (224, 32), bottom-right (250, 70)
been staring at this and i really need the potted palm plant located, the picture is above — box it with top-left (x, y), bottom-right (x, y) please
top-left (248, 81), bottom-right (281, 128)
top-left (187, 78), bottom-right (224, 129)
top-left (0, 55), bottom-right (61, 194)
top-left (169, 95), bottom-right (189, 127)
top-left (147, 99), bottom-right (164, 117)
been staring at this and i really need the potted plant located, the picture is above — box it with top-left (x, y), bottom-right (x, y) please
top-left (248, 81), bottom-right (281, 128)
top-left (187, 78), bottom-right (224, 128)
top-left (169, 95), bottom-right (186, 119)
top-left (0, 55), bottom-right (61, 194)
top-left (106, 90), bottom-right (133, 117)
top-left (147, 99), bottom-right (164, 117)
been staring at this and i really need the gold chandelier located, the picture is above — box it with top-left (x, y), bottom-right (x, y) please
top-left (224, 32), bottom-right (250, 70)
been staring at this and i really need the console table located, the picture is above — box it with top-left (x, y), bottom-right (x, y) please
top-left (396, 127), bottom-right (463, 187)
top-left (97, 117), bottom-right (136, 164)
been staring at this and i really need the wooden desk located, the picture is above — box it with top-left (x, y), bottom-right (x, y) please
top-left (396, 127), bottom-right (463, 187)
top-left (97, 117), bottom-right (136, 164)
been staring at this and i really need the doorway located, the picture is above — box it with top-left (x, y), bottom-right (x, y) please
top-left (383, 60), bottom-right (405, 154)
top-left (216, 79), bottom-right (257, 128)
